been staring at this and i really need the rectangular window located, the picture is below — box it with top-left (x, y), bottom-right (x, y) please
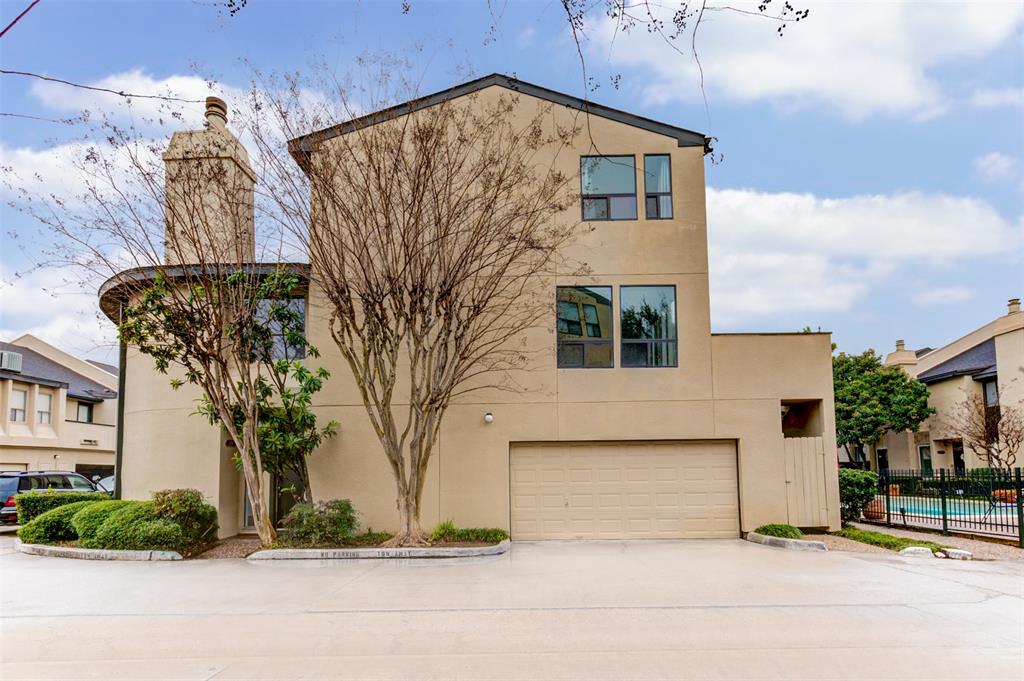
top-left (643, 154), bottom-right (673, 219)
top-left (620, 286), bottom-right (677, 367)
top-left (256, 298), bottom-right (307, 360)
top-left (983, 380), bottom-right (999, 407)
top-left (10, 388), bottom-right (27, 422)
top-left (918, 445), bottom-right (933, 476)
top-left (37, 393), bottom-right (52, 425)
top-left (580, 156), bottom-right (637, 221)
top-left (556, 286), bottom-right (613, 368)
top-left (77, 402), bottom-right (94, 423)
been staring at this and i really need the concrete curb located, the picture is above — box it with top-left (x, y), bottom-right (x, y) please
top-left (248, 539), bottom-right (511, 560)
top-left (745, 532), bottom-right (827, 552)
top-left (15, 539), bottom-right (182, 561)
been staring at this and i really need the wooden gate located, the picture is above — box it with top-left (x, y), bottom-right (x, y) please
top-left (784, 436), bottom-right (829, 528)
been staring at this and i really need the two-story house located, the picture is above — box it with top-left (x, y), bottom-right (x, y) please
top-left (99, 74), bottom-right (841, 539)
top-left (0, 334), bottom-right (119, 480)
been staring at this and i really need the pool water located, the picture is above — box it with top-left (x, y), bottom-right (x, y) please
top-left (881, 497), bottom-right (1007, 517)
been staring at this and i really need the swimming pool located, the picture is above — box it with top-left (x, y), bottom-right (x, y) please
top-left (878, 497), bottom-right (1009, 517)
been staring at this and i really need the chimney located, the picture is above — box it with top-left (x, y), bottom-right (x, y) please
top-left (1009, 298), bottom-right (1021, 315)
top-left (895, 339), bottom-right (905, 352)
top-left (205, 96), bottom-right (228, 131)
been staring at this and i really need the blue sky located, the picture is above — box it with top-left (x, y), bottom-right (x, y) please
top-left (1, 0), bottom-right (1022, 363)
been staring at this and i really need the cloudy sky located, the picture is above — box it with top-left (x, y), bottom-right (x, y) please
top-left (1, 0), bottom-right (1021, 364)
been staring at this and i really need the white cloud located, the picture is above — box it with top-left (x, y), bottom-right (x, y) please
top-left (0, 265), bottom-right (118, 363)
top-left (591, 1), bottom-right (1024, 120)
top-left (912, 287), bottom-right (973, 306)
top-left (974, 151), bottom-right (1020, 182)
top-left (707, 188), bottom-right (1021, 324)
top-left (970, 87), bottom-right (1024, 108)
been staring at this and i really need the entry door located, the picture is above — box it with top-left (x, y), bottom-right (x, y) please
top-left (784, 436), bottom-right (829, 528)
top-left (509, 441), bottom-right (740, 540)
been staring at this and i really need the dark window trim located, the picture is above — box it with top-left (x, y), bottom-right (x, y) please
top-left (643, 154), bottom-right (673, 220)
top-left (556, 286), bottom-right (615, 369)
top-left (982, 378), bottom-right (999, 407)
top-left (619, 284), bottom-right (679, 369)
top-left (580, 155), bottom-right (638, 222)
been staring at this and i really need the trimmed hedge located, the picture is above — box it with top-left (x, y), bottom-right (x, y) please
top-left (754, 523), bottom-right (803, 539)
top-left (281, 499), bottom-right (358, 547)
top-left (430, 520), bottom-right (509, 544)
top-left (90, 501), bottom-right (165, 550)
top-left (71, 500), bottom-right (135, 543)
top-left (17, 500), bottom-right (99, 545)
top-left (15, 491), bottom-right (109, 525)
top-left (838, 469), bottom-right (879, 524)
top-left (152, 489), bottom-right (218, 548)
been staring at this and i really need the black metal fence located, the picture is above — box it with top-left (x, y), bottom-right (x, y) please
top-left (874, 468), bottom-right (1023, 548)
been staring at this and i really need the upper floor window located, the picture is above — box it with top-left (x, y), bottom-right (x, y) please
top-left (77, 402), bottom-right (94, 423)
top-left (983, 379), bottom-right (999, 407)
top-left (580, 156), bottom-right (637, 221)
top-left (620, 286), bottom-right (678, 367)
top-left (256, 298), bottom-right (307, 360)
top-left (556, 286), bottom-right (613, 368)
top-left (10, 388), bottom-right (27, 422)
top-left (37, 393), bottom-right (52, 425)
top-left (643, 155), bottom-right (673, 219)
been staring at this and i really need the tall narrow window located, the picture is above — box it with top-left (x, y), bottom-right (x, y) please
top-left (77, 402), bottom-right (94, 423)
top-left (620, 286), bottom-right (677, 367)
top-left (256, 298), bottom-right (307, 360)
top-left (10, 388), bottom-right (27, 422)
top-left (37, 393), bottom-right (52, 425)
top-left (556, 286), bottom-right (613, 368)
top-left (580, 156), bottom-right (637, 221)
top-left (982, 379), bottom-right (999, 407)
top-left (918, 445), bottom-right (933, 476)
top-left (643, 154), bottom-right (673, 219)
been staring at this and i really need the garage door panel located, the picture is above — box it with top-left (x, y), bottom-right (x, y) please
top-left (510, 441), bottom-right (739, 540)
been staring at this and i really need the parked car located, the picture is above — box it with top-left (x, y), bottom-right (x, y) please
top-left (0, 471), bottom-right (100, 525)
top-left (95, 475), bottom-right (115, 495)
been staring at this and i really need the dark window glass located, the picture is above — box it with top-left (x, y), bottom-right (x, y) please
top-left (256, 298), bottom-right (307, 360)
top-left (983, 380), bottom-right (999, 407)
top-left (581, 156), bottom-right (637, 221)
top-left (45, 475), bottom-right (70, 490)
top-left (620, 285), bottom-right (677, 367)
top-left (0, 477), bottom-right (17, 496)
top-left (557, 286), bottom-right (613, 368)
top-left (918, 446), bottom-right (933, 475)
top-left (643, 155), bottom-right (673, 219)
top-left (77, 402), bottom-right (94, 423)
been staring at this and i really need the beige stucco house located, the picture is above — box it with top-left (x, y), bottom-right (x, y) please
top-left (0, 334), bottom-right (119, 479)
top-left (872, 298), bottom-right (1023, 472)
top-left (100, 74), bottom-right (841, 539)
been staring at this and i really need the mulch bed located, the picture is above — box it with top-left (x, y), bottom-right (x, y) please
top-left (195, 536), bottom-right (263, 559)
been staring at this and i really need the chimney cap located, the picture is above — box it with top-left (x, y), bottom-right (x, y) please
top-left (1009, 298), bottom-right (1021, 314)
top-left (205, 96), bottom-right (228, 127)
top-left (895, 339), bottom-right (905, 351)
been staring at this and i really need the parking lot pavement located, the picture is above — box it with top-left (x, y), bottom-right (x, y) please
top-left (2, 539), bottom-right (1022, 680)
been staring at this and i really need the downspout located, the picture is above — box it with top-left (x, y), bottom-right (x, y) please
top-left (113, 303), bottom-right (127, 500)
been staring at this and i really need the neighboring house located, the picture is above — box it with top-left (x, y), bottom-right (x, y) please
top-left (0, 334), bottom-right (119, 480)
top-left (99, 74), bottom-right (841, 539)
top-left (872, 298), bottom-right (1023, 472)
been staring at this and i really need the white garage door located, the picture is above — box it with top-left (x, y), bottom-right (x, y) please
top-left (510, 441), bottom-right (739, 540)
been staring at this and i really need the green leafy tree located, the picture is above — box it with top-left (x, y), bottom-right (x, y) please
top-left (833, 350), bottom-right (934, 468)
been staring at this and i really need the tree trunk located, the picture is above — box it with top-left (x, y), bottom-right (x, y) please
top-left (383, 478), bottom-right (429, 546)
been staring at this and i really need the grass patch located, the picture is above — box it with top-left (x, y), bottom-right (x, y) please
top-left (429, 520), bottom-right (508, 544)
top-left (834, 527), bottom-right (949, 554)
top-left (754, 523), bottom-right (802, 539)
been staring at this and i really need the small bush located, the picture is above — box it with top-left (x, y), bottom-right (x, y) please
top-left (15, 491), bottom-right (109, 525)
top-left (152, 489), bottom-right (218, 547)
top-left (109, 519), bottom-right (185, 552)
top-left (838, 469), bottom-right (879, 524)
top-left (348, 529), bottom-right (394, 546)
top-left (281, 499), bottom-right (358, 546)
top-left (71, 500), bottom-right (135, 542)
top-left (754, 523), bottom-right (803, 539)
top-left (430, 520), bottom-right (509, 544)
top-left (90, 501), bottom-right (162, 550)
top-left (17, 500), bottom-right (99, 544)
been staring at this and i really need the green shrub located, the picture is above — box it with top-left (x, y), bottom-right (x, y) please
top-left (17, 500), bottom-right (98, 544)
top-left (429, 520), bottom-right (508, 544)
top-left (834, 527), bottom-right (947, 554)
top-left (71, 500), bottom-right (135, 542)
top-left (15, 491), bottom-right (109, 524)
top-left (281, 499), bottom-right (358, 546)
top-left (104, 518), bottom-right (185, 552)
top-left (754, 523), bottom-right (803, 539)
top-left (838, 469), bottom-right (878, 524)
top-left (89, 501), bottom-right (163, 550)
top-left (151, 489), bottom-right (218, 548)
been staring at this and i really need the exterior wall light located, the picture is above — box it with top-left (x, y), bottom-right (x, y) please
top-left (484, 412), bottom-right (494, 424)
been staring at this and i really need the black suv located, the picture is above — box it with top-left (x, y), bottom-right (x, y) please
top-left (1, 471), bottom-right (100, 525)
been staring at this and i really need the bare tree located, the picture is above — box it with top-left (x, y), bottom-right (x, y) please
top-left (4, 101), bottom-right (307, 545)
top-left (942, 390), bottom-right (1023, 470)
top-left (245, 68), bottom-right (584, 545)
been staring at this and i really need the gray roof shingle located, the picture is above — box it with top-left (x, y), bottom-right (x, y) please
top-left (0, 341), bottom-right (117, 402)
top-left (917, 338), bottom-right (996, 385)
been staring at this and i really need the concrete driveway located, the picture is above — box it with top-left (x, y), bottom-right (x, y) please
top-left (1, 538), bottom-right (1021, 680)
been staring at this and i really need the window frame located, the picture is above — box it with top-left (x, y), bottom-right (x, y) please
top-left (37, 392), bottom-right (52, 425)
top-left (619, 284), bottom-right (679, 369)
top-left (982, 379), bottom-right (999, 407)
top-left (10, 388), bottom-right (27, 423)
top-left (918, 445), bottom-right (933, 476)
top-left (76, 402), bottom-right (94, 424)
top-left (580, 155), bottom-right (638, 222)
top-left (556, 286), bottom-right (615, 369)
top-left (643, 154), bottom-right (673, 220)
